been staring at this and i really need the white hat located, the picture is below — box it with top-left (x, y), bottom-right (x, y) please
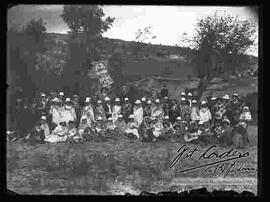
top-left (128, 114), bottom-right (135, 119)
top-left (135, 100), bottom-right (141, 104)
top-left (181, 92), bottom-right (185, 96)
top-left (97, 116), bottom-right (103, 121)
top-left (181, 97), bottom-right (186, 101)
top-left (41, 93), bottom-right (46, 97)
top-left (223, 119), bottom-right (230, 124)
top-left (118, 114), bottom-right (123, 118)
top-left (176, 116), bottom-right (182, 120)
top-left (97, 100), bottom-right (102, 104)
top-left (105, 97), bottom-right (110, 101)
top-left (243, 106), bottom-right (249, 110)
top-left (141, 97), bottom-right (146, 102)
top-left (108, 117), bottom-right (112, 121)
top-left (199, 121), bottom-right (204, 125)
top-left (147, 100), bottom-right (152, 104)
top-left (155, 99), bottom-right (160, 103)
top-left (192, 100), bottom-right (197, 103)
top-left (211, 97), bottom-right (217, 100)
top-left (59, 92), bottom-right (64, 96)
top-left (85, 97), bottom-right (91, 102)
top-left (52, 97), bottom-right (58, 102)
top-left (164, 96), bottom-right (168, 99)
top-left (41, 116), bottom-right (46, 120)
top-left (201, 100), bottom-right (207, 105)
top-left (223, 94), bottom-right (230, 99)
top-left (188, 92), bottom-right (192, 96)
top-left (81, 115), bottom-right (87, 120)
top-left (164, 116), bottom-right (169, 119)
top-left (233, 93), bottom-right (239, 97)
top-left (65, 97), bottom-right (71, 102)
top-left (115, 98), bottom-right (121, 102)
top-left (74, 94), bottom-right (78, 97)
top-left (124, 97), bottom-right (129, 101)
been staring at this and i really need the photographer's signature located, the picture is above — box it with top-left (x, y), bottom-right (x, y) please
top-left (169, 144), bottom-right (257, 177)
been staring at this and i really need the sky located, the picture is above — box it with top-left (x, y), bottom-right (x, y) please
top-left (8, 5), bottom-right (259, 56)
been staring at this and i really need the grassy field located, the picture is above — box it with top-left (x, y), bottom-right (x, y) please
top-left (7, 125), bottom-right (257, 195)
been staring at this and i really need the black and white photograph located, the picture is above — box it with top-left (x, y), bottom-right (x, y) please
top-left (6, 5), bottom-right (260, 196)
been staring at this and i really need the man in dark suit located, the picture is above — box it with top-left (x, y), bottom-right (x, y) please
top-left (160, 84), bottom-right (168, 98)
top-left (103, 97), bottom-right (112, 119)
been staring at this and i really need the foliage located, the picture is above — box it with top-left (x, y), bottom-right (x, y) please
top-left (183, 12), bottom-right (257, 78)
top-left (60, 5), bottom-right (114, 94)
top-left (194, 12), bottom-right (257, 55)
top-left (23, 17), bottom-right (47, 45)
top-left (7, 18), bottom-right (48, 97)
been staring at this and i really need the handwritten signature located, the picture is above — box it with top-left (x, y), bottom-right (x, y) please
top-left (201, 161), bottom-right (258, 178)
top-left (169, 144), bottom-right (251, 176)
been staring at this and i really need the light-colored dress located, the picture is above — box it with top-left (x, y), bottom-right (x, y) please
top-left (61, 106), bottom-right (77, 124)
top-left (199, 107), bottom-right (212, 123)
top-left (45, 125), bottom-right (68, 143)
top-left (134, 106), bottom-right (144, 126)
top-left (49, 106), bottom-right (63, 125)
top-left (112, 105), bottom-right (122, 123)
top-left (81, 105), bottom-right (95, 126)
top-left (125, 121), bottom-right (139, 138)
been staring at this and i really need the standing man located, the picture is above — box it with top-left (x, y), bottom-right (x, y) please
top-left (162, 96), bottom-right (170, 116)
top-left (168, 99), bottom-right (180, 124)
top-left (58, 92), bottom-right (65, 105)
top-left (104, 97), bottom-right (112, 119)
top-left (187, 92), bottom-right (193, 107)
top-left (112, 97), bottom-right (122, 124)
top-left (180, 97), bottom-right (191, 120)
top-left (95, 100), bottom-right (106, 120)
top-left (122, 97), bottom-right (133, 123)
top-left (141, 97), bottom-right (147, 109)
top-left (144, 100), bottom-right (153, 117)
top-left (81, 97), bottom-right (95, 127)
top-left (72, 94), bottom-right (80, 126)
top-left (160, 84), bottom-right (169, 99)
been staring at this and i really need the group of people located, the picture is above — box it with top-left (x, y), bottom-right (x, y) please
top-left (7, 85), bottom-right (252, 148)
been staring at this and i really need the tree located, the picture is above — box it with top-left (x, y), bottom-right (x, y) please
top-left (133, 26), bottom-right (157, 56)
top-left (7, 18), bottom-right (48, 98)
top-left (23, 17), bottom-right (47, 45)
top-left (60, 5), bottom-right (114, 94)
top-left (183, 12), bottom-right (257, 78)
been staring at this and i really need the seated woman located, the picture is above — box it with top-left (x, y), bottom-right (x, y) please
top-left (151, 117), bottom-right (164, 140)
top-left (124, 114), bottom-right (140, 139)
top-left (40, 115), bottom-right (51, 140)
top-left (158, 116), bottom-right (174, 141)
top-left (114, 114), bottom-right (126, 135)
top-left (45, 121), bottom-right (69, 143)
top-left (94, 116), bottom-right (107, 136)
top-left (184, 120), bottom-right (200, 143)
top-left (172, 116), bottom-right (187, 139)
top-left (66, 121), bottom-right (82, 143)
top-left (140, 116), bottom-right (154, 142)
top-left (106, 117), bottom-right (115, 131)
top-left (78, 116), bottom-right (93, 141)
top-left (26, 115), bottom-right (49, 144)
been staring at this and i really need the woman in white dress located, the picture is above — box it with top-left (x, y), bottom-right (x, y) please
top-left (133, 100), bottom-right (144, 127)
